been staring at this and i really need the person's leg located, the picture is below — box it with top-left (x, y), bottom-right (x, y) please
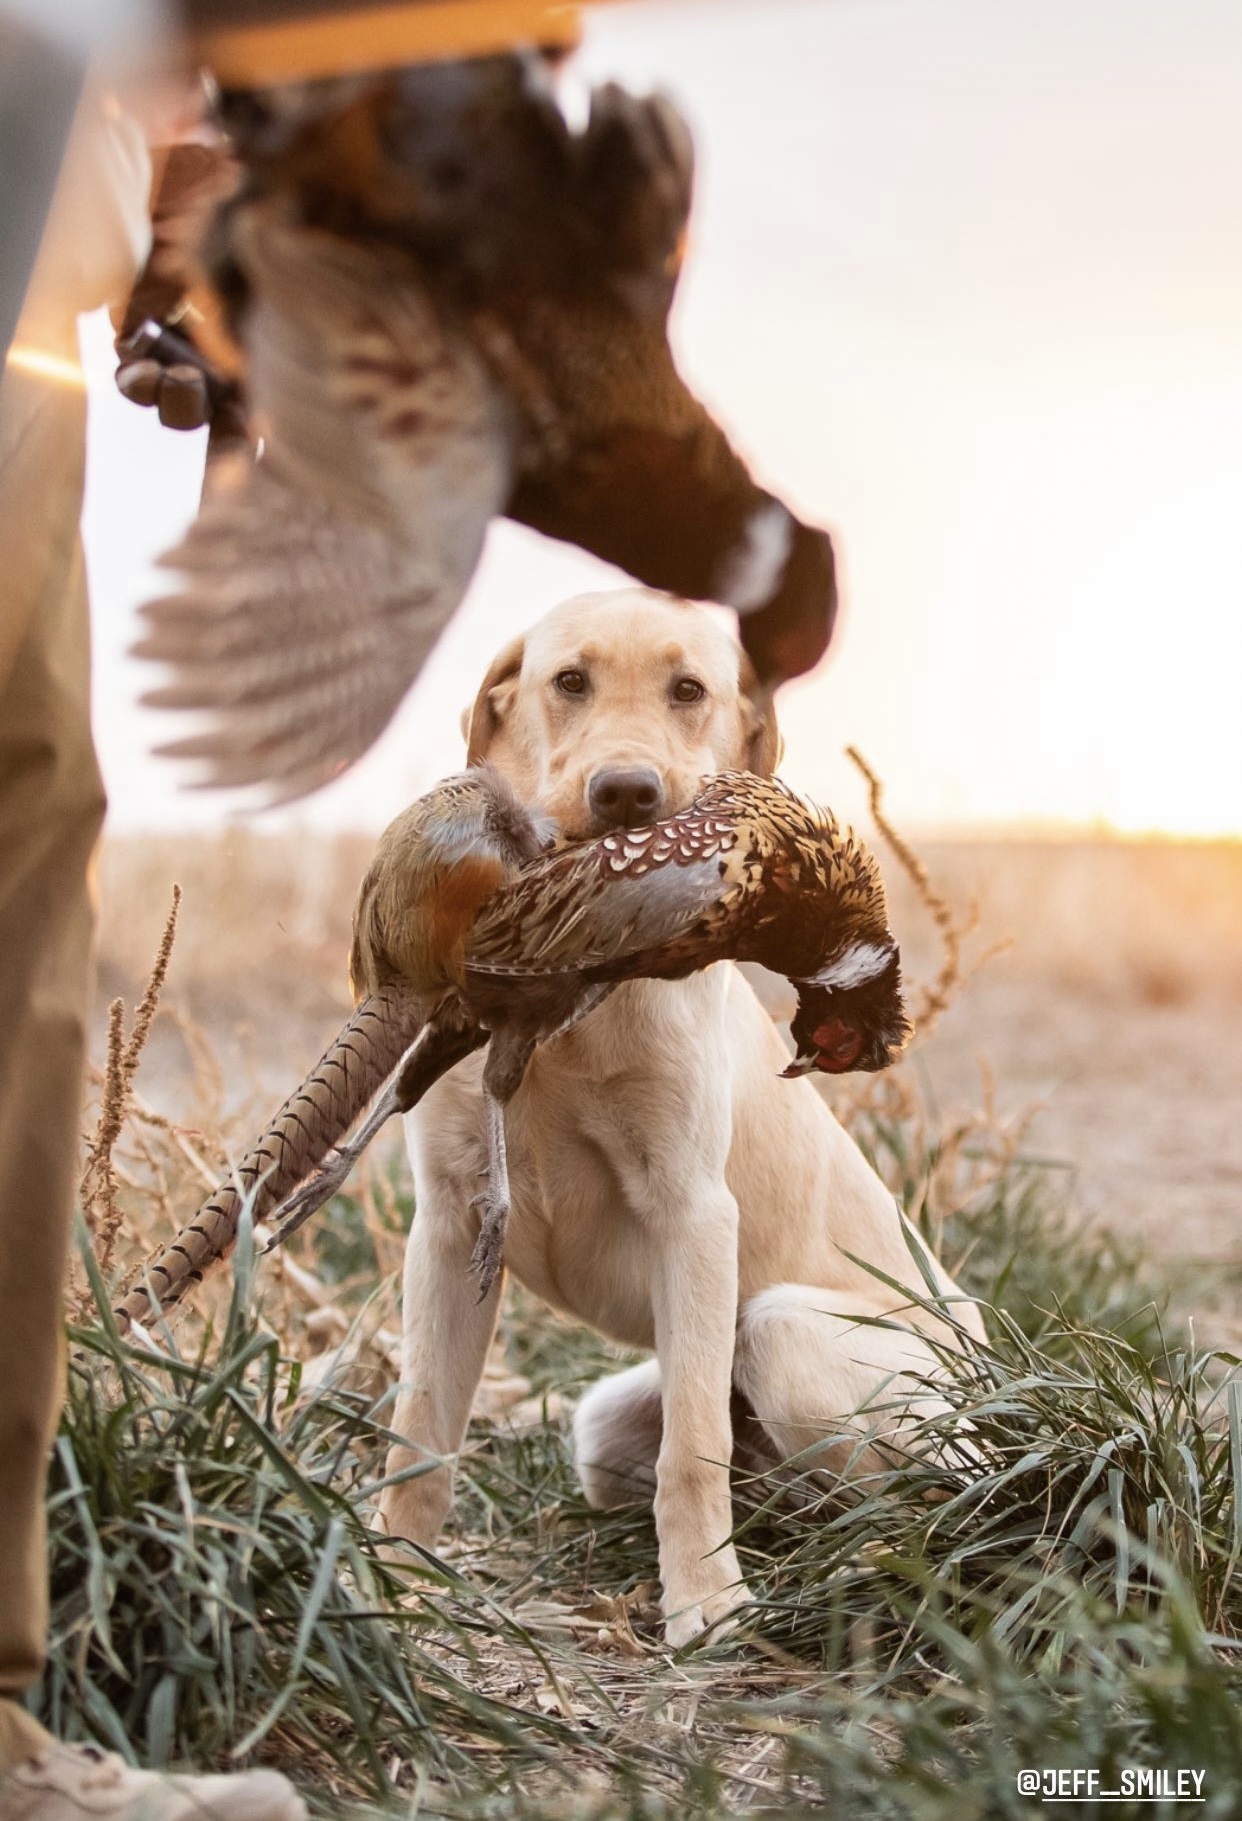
top-left (0, 368), bottom-right (101, 1757)
top-left (0, 365), bottom-right (307, 1821)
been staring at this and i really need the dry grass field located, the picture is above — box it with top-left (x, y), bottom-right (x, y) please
top-left (93, 824), bottom-right (1242, 1329)
top-left (57, 817), bottom-right (1242, 1817)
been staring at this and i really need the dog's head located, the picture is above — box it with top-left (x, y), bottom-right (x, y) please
top-left (462, 588), bottom-right (780, 837)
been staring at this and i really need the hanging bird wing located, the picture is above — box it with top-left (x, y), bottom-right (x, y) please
top-left (133, 204), bottom-right (515, 804)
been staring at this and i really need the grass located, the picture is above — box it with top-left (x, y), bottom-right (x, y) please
top-left (47, 1226), bottom-right (629, 1810)
top-left (41, 820), bottom-right (1242, 1816)
top-left (40, 1078), bottom-right (1242, 1818)
top-left (853, 1077), bottom-right (1181, 1359)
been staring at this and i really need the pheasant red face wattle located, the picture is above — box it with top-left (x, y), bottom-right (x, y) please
top-left (812, 1019), bottom-right (865, 1073)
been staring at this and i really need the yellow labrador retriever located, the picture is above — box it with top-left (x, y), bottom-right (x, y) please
top-left (378, 586), bottom-right (983, 1645)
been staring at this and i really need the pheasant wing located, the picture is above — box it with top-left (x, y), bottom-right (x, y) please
top-left (465, 796), bottom-right (758, 984)
top-left (134, 204), bottom-right (515, 803)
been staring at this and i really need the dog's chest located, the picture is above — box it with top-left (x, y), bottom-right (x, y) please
top-left (500, 1060), bottom-right (672, 1308)
top-left (497, 973), bottom-right (734, 1343)
top-left (511, 971), bottom-right (729, 1190)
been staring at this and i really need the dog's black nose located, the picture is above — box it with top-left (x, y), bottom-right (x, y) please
top-left (588, 767), bottom-right (663, 830)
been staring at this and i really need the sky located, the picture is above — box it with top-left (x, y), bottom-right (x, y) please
top-left (77, 0), bottom-right (1242, 836)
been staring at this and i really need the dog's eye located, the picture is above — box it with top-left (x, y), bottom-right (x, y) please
top-left (671, 677), bottom-right (706, 704)
top-left (555, 668), bottom-right (588, 696)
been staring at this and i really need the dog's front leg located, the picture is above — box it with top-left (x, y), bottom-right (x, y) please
top-left (650, 1180), bottom-right (749, 1647)
top-left (378, 1148), bottom-right (502, 1552)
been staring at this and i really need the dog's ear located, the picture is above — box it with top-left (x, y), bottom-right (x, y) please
top-left (464, 634), bottom-right (526, 763)
top-left (739, 654), bottom-right (782, 776)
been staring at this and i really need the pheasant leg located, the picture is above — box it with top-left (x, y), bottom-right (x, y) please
top-left (468, 1088), bottom-right (511, 1302)
top-left (466, 1027), bottom-right (539, 1300)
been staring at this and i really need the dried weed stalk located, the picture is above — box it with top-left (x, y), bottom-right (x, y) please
top-left (77, 886), bottom-right (181, 1296)
top-left (846, 746), bottom-right (973, 1036)
top-left (830, 751), bottom-right (1026, 1248)
top-left (121, 882), bottom-right (181, 1081)
top-left (79, 999), bottom-right (127, 1266)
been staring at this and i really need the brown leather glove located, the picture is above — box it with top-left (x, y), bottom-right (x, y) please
top-left (113, 140), bottom-right (242, 432)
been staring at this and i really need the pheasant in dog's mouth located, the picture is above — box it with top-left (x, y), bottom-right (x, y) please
top-left (115, 767), bottom-right (907, 1332)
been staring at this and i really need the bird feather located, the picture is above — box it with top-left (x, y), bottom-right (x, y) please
top-left (134, 206), bottom-right (516, 803)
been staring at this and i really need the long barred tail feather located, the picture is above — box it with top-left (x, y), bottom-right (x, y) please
top-left (113, 983), bottom-right (425, 1334)
top-left (263, 1004), bottom-right (489, 1252)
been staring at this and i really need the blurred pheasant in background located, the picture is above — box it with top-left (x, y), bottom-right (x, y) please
top-left (114, 768), bottom-right (908, 1332)
top-left (131, 56), bottom-right (838, 802)
top-left (135, 206), bottom-right (515, 801)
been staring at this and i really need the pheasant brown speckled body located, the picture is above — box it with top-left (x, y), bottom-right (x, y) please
top-left (323, 770), bottom-right (908, 1295)
top-left (350, 763), bottom-right (552, 997)
top-left (466, 773), bottom-right (891, 998)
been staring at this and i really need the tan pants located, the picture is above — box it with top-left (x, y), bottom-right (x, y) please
top-left (0, 365), bottom-right (105, 1765)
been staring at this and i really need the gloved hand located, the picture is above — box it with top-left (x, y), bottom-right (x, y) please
top-left (115, 333), bottom-right (213, 430)
top-left (112, 140), bottom-right (241, 432)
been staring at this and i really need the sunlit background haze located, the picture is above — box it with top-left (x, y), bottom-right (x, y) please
top-left (79, 0), bottom-right (1242, 837)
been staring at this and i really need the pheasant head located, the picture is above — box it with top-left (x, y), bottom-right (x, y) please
top-left (781, 941), bottom-right (910, 1078)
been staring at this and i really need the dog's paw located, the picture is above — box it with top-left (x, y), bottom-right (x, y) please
top-left (662, 1577), bottom-right (752, 1650)
top-left (367, 1530), bottom-right (446, 1615)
